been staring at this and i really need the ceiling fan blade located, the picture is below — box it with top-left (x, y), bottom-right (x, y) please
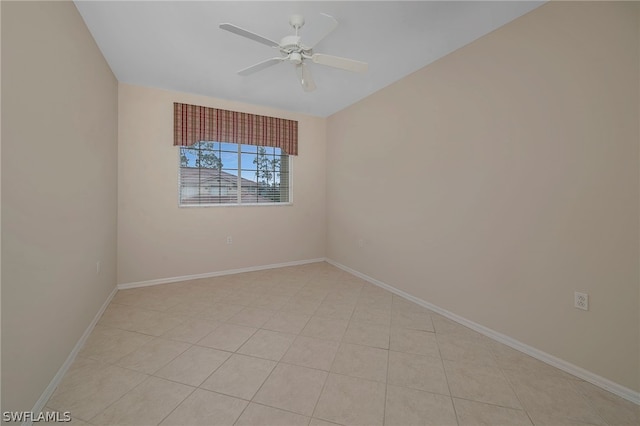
top-left (238, 57), bottom-right (285, 76)
top-left (306, 13), bottom-right (338, 48)
top-left (311, 53), bottom-right (368, 73)
top-left (296, 63), bottom-right (316, 92)
top-left (219, 23), bottom-right (279, 48)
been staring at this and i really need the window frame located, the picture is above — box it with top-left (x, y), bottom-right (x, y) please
top-left (177, 141), bottom-right (293, 208)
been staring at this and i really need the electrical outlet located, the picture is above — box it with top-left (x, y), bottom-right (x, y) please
top-left (96, 261), bottom-right (101, 275)
top-left (226, 236), bottom-right (233, 245)
top-left (574, 292), bottom-right (589, 311)
top-left (357, 238), bottom-right (364, 248)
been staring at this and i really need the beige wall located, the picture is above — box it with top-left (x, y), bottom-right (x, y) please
top-left (327, 1), bottom-right (639, 392)
top-left (1, 1), bottom-right (118, 412)
top-left (117, 84), bottom-right (326, 285)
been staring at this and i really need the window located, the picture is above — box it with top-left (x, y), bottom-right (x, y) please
top-left (179, 141), bottom-right (290, 206)
top-left (173, 102), bottom-right (297, 206)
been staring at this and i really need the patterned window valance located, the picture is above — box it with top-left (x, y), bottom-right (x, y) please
top-left (173, 103), bottom-right (298, 155)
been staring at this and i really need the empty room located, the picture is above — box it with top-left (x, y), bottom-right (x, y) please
top-left (2, 1), bottom-right (639, 425)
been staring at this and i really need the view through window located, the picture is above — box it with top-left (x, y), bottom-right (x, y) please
top-left (179, 141), bottom-right (290, 205)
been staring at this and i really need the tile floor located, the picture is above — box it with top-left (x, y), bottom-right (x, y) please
top-left (46, 262), bottom-right (638, 425)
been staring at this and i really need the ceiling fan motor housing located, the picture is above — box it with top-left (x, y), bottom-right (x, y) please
top-left (279, 35), bottom-right (311, 61)
top-left (280, 35), bottom-right (302, 50)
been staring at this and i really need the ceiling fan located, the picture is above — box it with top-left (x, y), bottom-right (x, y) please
top-left (219, 14), bottom-right (368, 92)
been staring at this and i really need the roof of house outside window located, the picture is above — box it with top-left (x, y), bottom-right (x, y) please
top-left (180, 167), bottom-right (276, 204)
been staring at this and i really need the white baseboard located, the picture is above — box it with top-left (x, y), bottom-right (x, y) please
top-left (118, 258), bottom-right (326, 290)
top-left (325, 258), bottom-right (640, 406)
top-left (27, 286), bottom-right (118, 426)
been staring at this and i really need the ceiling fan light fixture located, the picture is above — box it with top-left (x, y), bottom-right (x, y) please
top-left (290, 52), bottom-right (302, 64)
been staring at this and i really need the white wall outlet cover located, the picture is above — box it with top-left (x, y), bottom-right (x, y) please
top-left (574, 292), bottom-right (589, 311)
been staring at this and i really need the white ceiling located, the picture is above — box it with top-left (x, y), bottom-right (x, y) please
top-left (74, 1), bottom-right (543, 117)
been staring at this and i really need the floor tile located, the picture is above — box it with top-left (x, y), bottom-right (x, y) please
top-left (526, 411), bottom-right (604, 426)
top-left (389, 327), bottom-right (440, 358)
top-left (235, 403), bottom-right (310, 426)
top-left (330, 343), bottom-right (388, 382)
top-left (350, 306), bottom-right (391, 326)
top-left (114, 337), bottom-right (190, 374)
top-left (388, 351), bottom-right (449, 395)
top-left (360, 287), bottom-right (392, 301)
top-left (391, 309), bottom-right (434, 331)
top-left (324, 292), bottom-right (359, 306)
top-left (127, 310), bottom-right (187, 337)
top-left (266, 286), bottom-right (302, 298)
top-left (357, 297), bottom-right (392, 312)
top-left (431, 313), bottom-right (480, 338)
top-left (280, 297), bottom-right (322, 315)
top-left (253, 363), bottom-right (327, 416)
top-left (160, 318), bottom-right (221, 344)
top-left (227, 307), bottom-right (274, 328)
top-left (342, 321), bottom-right (390, 349)
top-left (235, 282), bottom-right (269, 294)
top-left (159, 388), bottom-right (247, 426)
top-left (90, 376), bottom-right (194, 425)
top-left (262, 311), bottom-right (311, 334)
top-left (78, 325), bottom-right (153, 363)
top-left (248, 294), bottom-right (291, 311)
top-left (453, 398), bottom-right (533, 425)
top-left (164, 300), bottom-right (212, 317)
top-left (46, 357), bottom-right (147, 421)
top-left (444, 359), bottom-right (522, 409)
top-left (220, 292), bottom-right (259, 306)
top-left (385, 384), bottom-right (457, 426)
top-left (154, 346), bottom-right (231, 387)
top-left (392, 296), bottom-right (430, 314)
top-left (309, 418), bottom-right (342, 426)
top-left (201, 354), bottom-right (276, 400)
top-left (314, 373), bottom-right (385, 426)
top-left (314, 302), bottom-right (355, 321)
top-left (503, 369), bottom-right (605, 425)
top-left (109, 289), bottom-right (145, 307)
top-left (197, 303), bottom-right (245, 322)
top-left (197, 290), bottom-right (231, 305)
top-left (301, 317), bottom-right (348, 341)
top-left (437, 333), bottom-right (497, 367)
top-left (237, 329), bottom-right (296, 361)
top-left (98, 303), bottom-right (184, 336)
top-left (294, 289), bottom-right (328, 302)
top-left (573, 380), bottom-right (639, 425)
top-left (281, 335), bottom-right (340, 371)
top-left (197, 323), bottom-right (257, 352)
top-left (97, 304), bottom-right (159, 331)
top-left (488, 340), bottom-right (584, 381)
